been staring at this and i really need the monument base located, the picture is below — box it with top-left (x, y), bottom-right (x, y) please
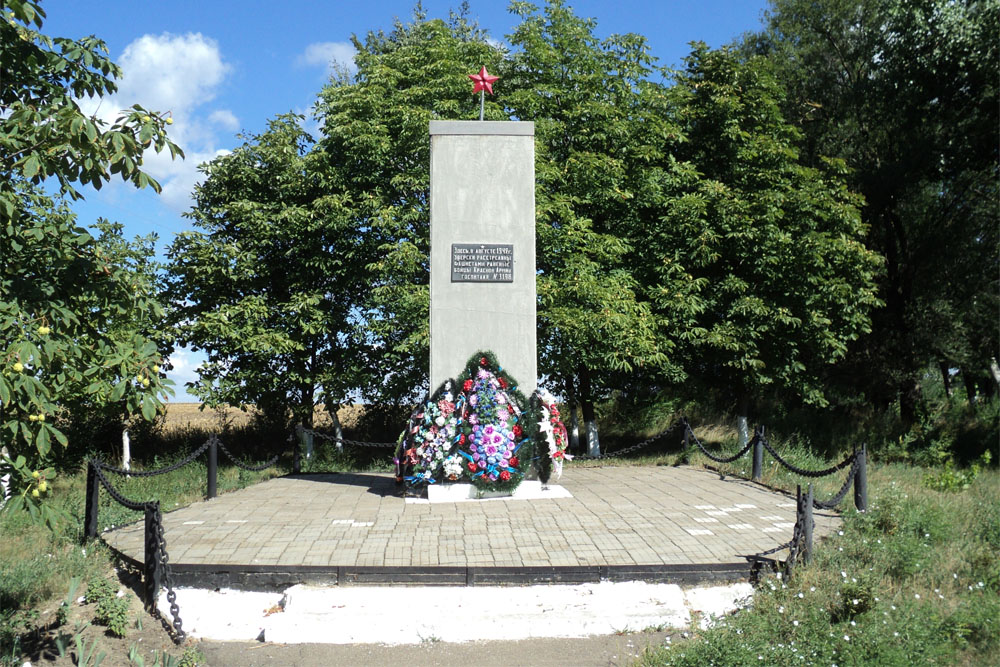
top-left (410, 480), bottom-right (572, 504)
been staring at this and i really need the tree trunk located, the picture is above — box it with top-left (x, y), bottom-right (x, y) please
top-left (0, 445), bottom-right (9, 504)
top-left (980, 372), bottom-right (997, 399)
top-left (939, 362), bottom-right (953, 398)
top-left (121, 427), bottom-right (131, 473)
top-left (736, 393), bottom-right (751, 449)
top-left (565, 375), bottom-right (581, 454)
top-left (899, 377), bottom-right (921, 429)
top-left (300, 382), bottom-right (315, 429)
top-left (579, 364), bottom-right (600, 457)
top-left (328, 402), bottom-right (344, 451)
top-left (962, 368), bottom-right (978, 405)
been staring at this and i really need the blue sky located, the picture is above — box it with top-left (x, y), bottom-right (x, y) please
top-left (41, 0), bottom-right (769, 401)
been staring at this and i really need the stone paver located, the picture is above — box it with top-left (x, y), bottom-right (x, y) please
top-left (105, 466), bottom-right (839, 568)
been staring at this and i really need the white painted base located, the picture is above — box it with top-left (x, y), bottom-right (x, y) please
top-left (158, 581), bottom-right (754, 644)
top-left (414, 480), bottom-right (572, 504)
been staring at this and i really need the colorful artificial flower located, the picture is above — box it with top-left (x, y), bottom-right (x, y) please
top-left (536, 388), bottom-right (572, 480)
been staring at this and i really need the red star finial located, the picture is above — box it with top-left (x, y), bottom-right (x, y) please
top-left (469, 66), bottom-right (499, 95)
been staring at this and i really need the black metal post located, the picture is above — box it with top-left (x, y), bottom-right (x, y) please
top-left (207, 436), bottom-right (218, 499)
top-left (293, 426), bottom-right (302, 474)
top-left (84, 461), bottom-right (100, 540)
top-left (802, 484), bottom-right (814, 564)
top-left (854, 443), bottom-right (868, 512)
top-left (787, 484), bottom-right (801, 577)
top-left (142, 503), bottom-right (162, 611)
top-left (752, 425), bottom-right (764, 481)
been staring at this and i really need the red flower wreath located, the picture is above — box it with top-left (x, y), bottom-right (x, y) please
top-left (509, 456), bottom-right (519, 468)
top-left (467, 462), bottom-right (477, 473)
top-left (499, 470), bottom-right (511, 481)
top-left (463, 379), bottom-right (473, 392)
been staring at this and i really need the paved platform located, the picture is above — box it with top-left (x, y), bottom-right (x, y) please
top-left (103, 466), bottom-right (839, 588)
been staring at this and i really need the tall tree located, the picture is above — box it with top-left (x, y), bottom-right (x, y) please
top-left (639, 44), bottom-right (882, 431)
top-left (1, 0), bottom-right (181, 521)
top-left (743, 0), bottom-right (999, 423)
top-left (166, 115), bottom-right (363, 428)
top-left (505, 0), bottom-right (676, 453)
top-left (314, 9), bottom-right (505, 404)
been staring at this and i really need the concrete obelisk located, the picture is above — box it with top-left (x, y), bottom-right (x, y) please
top-left (428, 119), bottom-right (536, 393)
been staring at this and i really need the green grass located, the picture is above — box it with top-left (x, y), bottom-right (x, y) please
top-left (638, 463), bottom-right (1000, 666)
top-left (4, 414), bottom-right (997, 665)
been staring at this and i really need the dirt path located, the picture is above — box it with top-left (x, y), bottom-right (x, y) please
top-left (195, 632), bottom-right (672, 667)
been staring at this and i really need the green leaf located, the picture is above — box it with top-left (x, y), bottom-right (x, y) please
top-left (140, 393), bottom-right (155, 422)
top-left (23, 154), bottom-right (41, 179)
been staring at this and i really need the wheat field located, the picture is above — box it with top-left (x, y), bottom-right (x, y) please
top-left (161, 403), bottom-right (367, 433)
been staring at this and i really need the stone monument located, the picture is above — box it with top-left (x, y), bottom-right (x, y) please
top-left (428, 119), bottom-right (536, 393)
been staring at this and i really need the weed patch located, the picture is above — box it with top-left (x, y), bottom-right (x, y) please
top-left (640, 464), bottom-right (1000, 666)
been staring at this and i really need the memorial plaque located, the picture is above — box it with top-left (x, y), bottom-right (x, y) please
top-left (450, 243), bottom-right (514, 283)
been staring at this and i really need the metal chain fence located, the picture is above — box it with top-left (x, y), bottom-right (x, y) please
top-left (216, 436), bottom-right (282, 471)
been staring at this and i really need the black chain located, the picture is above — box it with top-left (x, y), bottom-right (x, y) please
top-left (785, 491), bottom-right (806, 570)
top-left (572, 421), bottom-right (683, 460)
top-left (153, 506), bottom-right (185, 643)
top-left (91, 461), bottom-right (149, 511)
top-left (96, 439), bottom-right (214, 477)
top-left (759, 435), bottom-right (857, 478)
top-left (687, 423), bottom-right (757, 464)
top-left (215, 436), bottom-right (281, 471)
top-left (306, 429), bottom-right (398, 448)
top-left (812, 455), bottom-right (861, 510)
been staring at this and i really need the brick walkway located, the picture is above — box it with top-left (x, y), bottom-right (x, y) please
top-left (104, 466), bottom-right (839, 575)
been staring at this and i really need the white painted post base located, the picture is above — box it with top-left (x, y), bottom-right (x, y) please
top-left (122, 428), bottom-right (131, 473)
top-left (586, 420), bottom-right (601, 457)
top-left (737, 415), bottom-right (749, 449)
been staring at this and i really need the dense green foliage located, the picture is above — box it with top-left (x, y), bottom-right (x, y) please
top-left (1, 0), bottom-right (181, 523)
top-left (169, 1), bottom-right (884, 450)
top-left (641, 465), bottom-right (1000, 666)
top-left (743, 0), bottom-right (999, 425)
top-left (166, 115), bottom-right (364, 427)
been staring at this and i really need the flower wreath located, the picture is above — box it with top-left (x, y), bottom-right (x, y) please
top-left (455, 351), bottom-right (534, 494)
top-left (397, 351), bottom-right (569, 494)
top-left (536, 388), bottom-right (572, 480)
top-left (396, 380), bottom-right (463, 486)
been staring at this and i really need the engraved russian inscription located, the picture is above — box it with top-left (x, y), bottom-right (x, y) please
top-left (451, 243), bottom-right (514, 282)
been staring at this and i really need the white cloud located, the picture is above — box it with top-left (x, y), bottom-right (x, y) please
top-left (298, 41), bottom-right (357, 75)
top-left (77, 32), bottom-right (233, 213)
top-left (165, 346), bottom-right (206, 403)
top-left (208, 109), bottom-right (240, 131)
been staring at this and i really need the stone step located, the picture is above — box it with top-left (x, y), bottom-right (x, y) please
top-left (158, 580), bottom-right (753, 644)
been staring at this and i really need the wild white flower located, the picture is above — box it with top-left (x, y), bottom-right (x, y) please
top-left (914, 594), bottom-right (920, 599)
top-left (793, 620), bottom-right (799, 626)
